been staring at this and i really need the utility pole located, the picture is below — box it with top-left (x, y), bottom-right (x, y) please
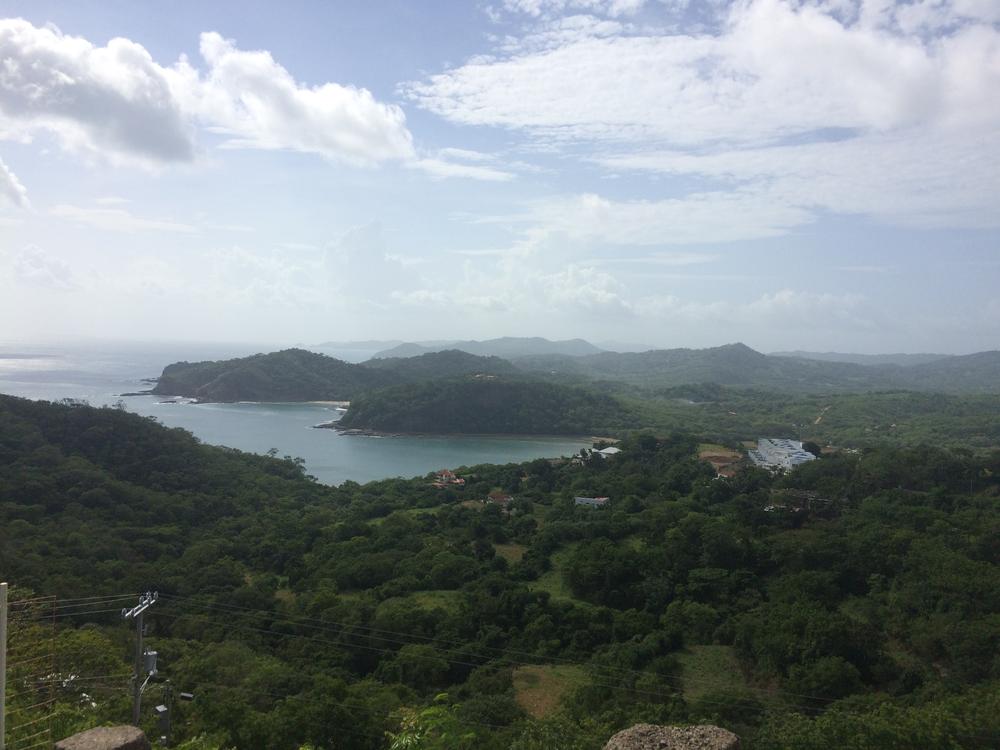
top-left (1, 582), bottom-right (8, 750)
top-left (122, 592), bottom-right (157, 726)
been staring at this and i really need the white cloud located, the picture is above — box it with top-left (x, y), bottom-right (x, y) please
top-left (408, 0), bottom-right (1000, 230)
top-left (500, 0), bottom-right (647, 19)
top-left (527, 190), bottom-right (811, 244)
top-left (192, 32), bottom-right (415, 166)
top-left (0, 156), bottom-right (28, 207)
top-left (540, 264), bottom-right (632, 312)
top-left (412, 1), bottom-right (1000, 145)
top-left (0, 19), bottom-right (195, 165)
top-left (413, 157), bottom-right (515, 181)
top-left (632, 288), bottom-right (870, 329)
top-left (9, 245), bottom-right (76, 290)
top-left (589, 251), bottom-right (718, 266)
top-left (51, 204), bottom-right (198, 233)
top-left (0, 21), bottom-right (439, 173)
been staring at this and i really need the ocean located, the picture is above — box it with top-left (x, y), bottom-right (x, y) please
top-left (0, 340), bottom-right (589, 485)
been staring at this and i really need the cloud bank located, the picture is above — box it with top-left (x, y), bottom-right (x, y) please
top-left (0, 19), bottom-right (494, 178)
top-left (408, 0), bottom-right (1000, 231)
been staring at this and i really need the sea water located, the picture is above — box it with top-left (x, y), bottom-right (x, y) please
top-left (0, 340), bottom-right (589, 485)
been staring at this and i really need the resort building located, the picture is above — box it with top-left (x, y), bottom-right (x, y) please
top-left (574, 496), bottom-right (610, 508)
top-left (748, 439), bottom-right (816, 471)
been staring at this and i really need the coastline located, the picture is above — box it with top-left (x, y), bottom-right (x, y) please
top-left (329, 425), bottom-right (601, 442)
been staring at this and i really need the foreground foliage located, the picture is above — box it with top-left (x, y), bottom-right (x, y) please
top-left (1, 394), bottom-right (999, 748)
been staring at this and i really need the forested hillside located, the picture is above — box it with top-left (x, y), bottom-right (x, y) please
top-left (337, 377), bottom-right (634, 435)
top-left (152, 348), bottom-right (397, 402)
top-left (362, 350), bottom-right (518, 380)
top-left (512, 343), bottom-right (1000, 394)
top-left (2, 395), bottom-right (999, 749)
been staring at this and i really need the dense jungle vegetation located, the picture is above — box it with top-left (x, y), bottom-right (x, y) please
top-left (337, 378), bottom-right (634, 435)
top-left (1, 394), bottom-right (999, 749)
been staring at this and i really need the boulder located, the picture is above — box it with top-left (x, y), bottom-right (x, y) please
top-left (604, 724), bottom-right (740, 750)
top-left (55, 726), bottom-right (151, 750)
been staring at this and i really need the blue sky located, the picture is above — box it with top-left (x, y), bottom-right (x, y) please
top-left (0, 0), bottom-right (998, 353)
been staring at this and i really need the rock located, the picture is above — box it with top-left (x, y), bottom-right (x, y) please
top-left (55, 726), bottom-right (151, 750)
top-left (603, 724), bottom-right (740, 750)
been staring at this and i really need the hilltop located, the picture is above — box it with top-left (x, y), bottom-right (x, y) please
top-left (362, 349), bottom-right (519, 380)
top-left (151, 348), bottom-right (397, 402)
top-left (150, 348), bottom-right (531, 403)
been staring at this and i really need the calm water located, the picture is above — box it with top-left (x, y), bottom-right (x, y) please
top-left (0, 341), bottom-right (589, 485)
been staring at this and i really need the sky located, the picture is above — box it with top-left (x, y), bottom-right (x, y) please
top-left (0, 0), bottom-right (998, 354)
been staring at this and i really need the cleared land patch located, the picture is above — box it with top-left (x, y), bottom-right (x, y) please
top-left (528, 544), bottom-right (582, 603)
top-left (513, 664), bottom-right (588, 718)
top-left (408, 589), bottom-right (461, 612)
top-left (494, 542), bottom-right (527, 563)
top-left (675, 645), bottom-right (749, 701)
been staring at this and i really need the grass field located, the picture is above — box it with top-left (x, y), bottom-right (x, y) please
top-left (512, 664), bottom-right (588, 718)
top-left (527, 544), bottom-right (581, 603)
top-left (494, 542), bottom-right (527, 563)
top-left (674, 645), bottom-right (748, 701)
top-left (408, 589), bottom-right (461, 612)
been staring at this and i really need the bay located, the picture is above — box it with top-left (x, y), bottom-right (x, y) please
top-left (0, 340), bottom-right (590, 485)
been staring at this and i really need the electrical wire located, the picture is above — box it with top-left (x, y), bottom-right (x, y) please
top-left (156, 592), bottom-right (831, 707)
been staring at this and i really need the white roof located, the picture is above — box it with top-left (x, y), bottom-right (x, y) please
top-left (597, 446), bottom-right (621, 454)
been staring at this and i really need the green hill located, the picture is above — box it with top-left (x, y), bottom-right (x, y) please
top-left (513, 343), bottom-right (1000, 394)
top-left (151, 348), bottom-right (397, 401)
top-left (362, 349), bottom-right (519, 380)
top-left (338, 376), bottom-right (634, 434)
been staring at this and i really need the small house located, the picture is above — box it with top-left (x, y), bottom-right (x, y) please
top-left (486, 490), bottom-right (513, 507)
top-left (431, 469), bottom-right (466, 488)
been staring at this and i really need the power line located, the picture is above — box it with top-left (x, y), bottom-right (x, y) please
top-left (157, 593), bottom-right (830, 707)
top-left (149, 596), bottom-right (1000, 743)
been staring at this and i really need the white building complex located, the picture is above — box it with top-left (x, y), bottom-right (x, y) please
top-left (748, 438), bottom-right (817, 471)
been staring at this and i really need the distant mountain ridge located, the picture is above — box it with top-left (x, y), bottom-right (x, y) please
top-left (772, 351), bottom-right (950, 367)
top-left (150, 342), bottom-right (1000, 404)
top-left (371, 336), bottom-right (604, 359)
top-left (512, 342), bottom-right (1000, 394)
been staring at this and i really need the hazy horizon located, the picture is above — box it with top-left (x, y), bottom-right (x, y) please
top-left (1, 1), bottom-right (998, 354)
top-left (0, 334), bottom-right (991, 359)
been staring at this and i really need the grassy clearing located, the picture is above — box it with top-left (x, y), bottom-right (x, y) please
top-left (698, 442), bottom-right (731, 454)
top-left (494, 543), bottom-right (527, 563)
top-left (528, 544), bottom-right (582, 603)
top-left (512, 664), bottom-right (588, 718)
top-left (622, 534), bottom-right (645, 551)
top-left (408, 589), bottom-right (461, 612)
top-left (674, 645), bottom-right (748, 702)
top-left (698, 443), bottom-right (742, 460)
